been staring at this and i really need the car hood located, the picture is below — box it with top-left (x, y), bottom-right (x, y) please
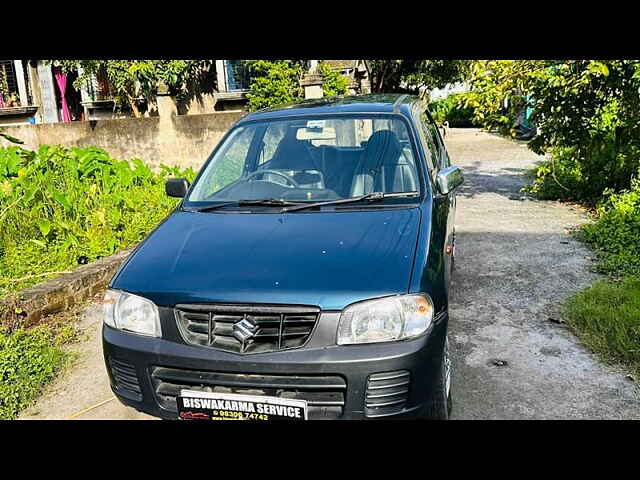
top-left (112, 208), bottom-right (422, 310)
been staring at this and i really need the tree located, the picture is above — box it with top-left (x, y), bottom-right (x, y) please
top-left (363, 60), bottom-right (469, 96)
top-left (461, 60), bottom-right (544, 135)
top-left (51, 60), bottom-right (214, 117)
top-left (245, 60), bottom-right (304, 112)
top-left (464, 60), bottom-right (640, 199)
top-left (317, 62), bottom-right (350, 97)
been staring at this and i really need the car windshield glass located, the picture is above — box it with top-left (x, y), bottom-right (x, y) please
top-left (186, 115), bottom-right (421, 207)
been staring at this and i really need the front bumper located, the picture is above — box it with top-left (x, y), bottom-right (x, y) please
top-left (102, 311), bottom-right (448, 420)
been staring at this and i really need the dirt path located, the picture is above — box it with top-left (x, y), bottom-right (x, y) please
top-left (20, 302), bottom-right (153, 420)
top-left (446, 128), bottom-right (639, 419)
top-left (21, 128), bottom-right (640, 420)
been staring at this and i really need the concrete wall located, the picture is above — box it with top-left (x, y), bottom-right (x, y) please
top-left (0, 111), bottom-right (245, 170)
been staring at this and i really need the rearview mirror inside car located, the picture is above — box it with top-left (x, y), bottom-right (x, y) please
top-left (436, 166), bottom-right (464, 195)
top-left (165, 178), bottom-right (190, 198)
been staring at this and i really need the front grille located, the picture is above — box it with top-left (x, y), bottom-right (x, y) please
top-left (175, 303), bottom-right (320, 354)
top-left (109, 358), bottom-right (142, 401)
top-left (365, 370), bottom-right (410, 417)
top-left (151, 366), bottom-right (346, 419)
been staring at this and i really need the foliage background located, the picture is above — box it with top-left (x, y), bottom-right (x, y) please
top-left (364, 60), bottom-right (469, 95)
top-left (51, 60), bottom-right (215, 117)
top-left (0, 144), bottom-right (195, 297)
top-left (428, 93), bottom-right (479, 127)
top-left (245, 60), bottom-right (351, 112)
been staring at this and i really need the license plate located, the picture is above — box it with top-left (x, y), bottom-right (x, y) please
top-left (177, 390), bottom-right (308, 421)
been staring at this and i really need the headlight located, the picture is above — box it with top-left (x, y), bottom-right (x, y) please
top-left (103, 289), bottom-right (161, 337)
top-left (337, 294), bottom-right (434, 345)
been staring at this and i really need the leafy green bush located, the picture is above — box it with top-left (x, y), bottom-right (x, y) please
top-left (317, 62), bottom-right (350, 98)
top-left (246, 61), bottom-right (303, 112)
top-left (564, 276), bottom-right (640, 378)
top-left (0, 325), bottom-right (71, 419)
top-left (523, 148), bottom-right (599, 202)
top-left (245, 60), bottom-right (352, 112)
top-left (578, 177), bottom-right (640, 277)
top-left (0, 144), bottom-right (195, 296)
top-left (428, 94), bottom-right (478, 128)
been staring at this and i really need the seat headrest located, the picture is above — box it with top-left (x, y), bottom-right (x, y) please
top-left (365, 130), bottom-right (402, 162)
top-left (269, 137), bottom-right (314, 170)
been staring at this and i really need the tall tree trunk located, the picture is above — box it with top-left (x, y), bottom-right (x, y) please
top-left (126, 93), bottom-right (141, 118)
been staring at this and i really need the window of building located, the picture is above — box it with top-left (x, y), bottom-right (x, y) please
top-left (224, 61), bottom-right (252, 91)
top-left (0, 60), bottom-right (20, 107)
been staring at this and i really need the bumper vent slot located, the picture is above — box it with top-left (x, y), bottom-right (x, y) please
top-left (150, 366), bottom-right (346, 419)
top-left (365, 370), bottom-right (410, 417)
top-left (110, 358), bottom-right (142, 401)
top-left (175, 303), bottom-right (320, 354)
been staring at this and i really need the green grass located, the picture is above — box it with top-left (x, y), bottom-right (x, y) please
top-left (0, 323), bottom-right (76, 419)
top-left (564, 277), bottom-right (640, 378)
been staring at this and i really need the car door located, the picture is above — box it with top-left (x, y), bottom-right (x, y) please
top-left (419, 106), bottom-right (456, 292)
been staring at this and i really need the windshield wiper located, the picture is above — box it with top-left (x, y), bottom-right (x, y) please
top-left (281, 191), bottom-right (419, 213)
top-left (191, 198), bottom-right (304, 213)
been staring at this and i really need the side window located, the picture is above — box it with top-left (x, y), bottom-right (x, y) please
top-left (422, 110), bottom-right (450, 170)
top-left (431, 121), bottom-right (451, 169)
top-left (190, 126), bottom-right (256, 200)
top-left (420, 112), bottom-right (441, 169)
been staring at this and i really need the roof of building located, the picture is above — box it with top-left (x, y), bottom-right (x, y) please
top-left (239, 94), bottom-right (420, 123)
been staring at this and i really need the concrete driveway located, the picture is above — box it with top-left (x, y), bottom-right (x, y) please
top-left (20, 128), bottom-right (640, 420)
top-left (446, 128), bottom-right (639, 419)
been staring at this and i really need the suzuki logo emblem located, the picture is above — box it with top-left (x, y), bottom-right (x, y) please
top-left (232, 316), bottom-right (259, 351)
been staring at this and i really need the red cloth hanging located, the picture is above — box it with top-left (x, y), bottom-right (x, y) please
top-left (53, 66), bottom-right (72, 122)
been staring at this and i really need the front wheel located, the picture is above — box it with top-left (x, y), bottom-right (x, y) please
top-left (422, 335), bottom-right (453, 419)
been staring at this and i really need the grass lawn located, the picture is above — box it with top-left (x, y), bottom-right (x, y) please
top-left (0, 321), bottom-right (77, 419)
top-left (564, 276), bottom-right (640, 379)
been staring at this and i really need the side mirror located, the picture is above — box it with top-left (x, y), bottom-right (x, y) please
top-left (436, 166), bottom-right (464, 195)
top-left (165, 178), bottom-right (190, 198)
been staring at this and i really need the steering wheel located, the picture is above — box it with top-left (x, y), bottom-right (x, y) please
top-left (244, 169), bottom-right (301, 188)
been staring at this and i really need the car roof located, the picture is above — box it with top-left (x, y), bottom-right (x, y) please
top-left (238, 94), bottom-right (421, 124)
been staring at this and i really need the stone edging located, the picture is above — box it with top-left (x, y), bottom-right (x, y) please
top-left (0, 249), bottom-right (133, 330)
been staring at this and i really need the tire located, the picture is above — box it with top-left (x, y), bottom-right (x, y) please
top-left (422, 335), bottom-right (453, 420)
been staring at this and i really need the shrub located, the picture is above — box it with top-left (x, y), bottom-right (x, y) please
top-left (317, 62), bottom-right (350, 98)
top-left (579, 176), bottom-right (640, 277)
top-left (428, 93), bottom-right (479, 128)
top-left (0, 144), bottom-right (195, 296)
top-left (0, 325), bottom-right (71, 419)
top-left (523, 148), bottom-right (596, 202)
top-left (246, 61), bottom-right (303, 112)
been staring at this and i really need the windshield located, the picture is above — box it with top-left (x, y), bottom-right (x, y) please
top-left (186, 115), bottom-right (421, 207)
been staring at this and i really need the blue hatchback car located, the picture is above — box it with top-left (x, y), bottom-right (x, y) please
top-left (102, 94), bottom-right (464, 420)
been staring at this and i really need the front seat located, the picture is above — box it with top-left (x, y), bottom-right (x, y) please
top-left (350, 130), bottom-right (403, 196)
top-left (267, 128), bottom-right (317, 171)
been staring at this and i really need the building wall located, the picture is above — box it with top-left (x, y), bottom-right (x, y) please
top-left (0, 111), bottom-right (245, 170)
